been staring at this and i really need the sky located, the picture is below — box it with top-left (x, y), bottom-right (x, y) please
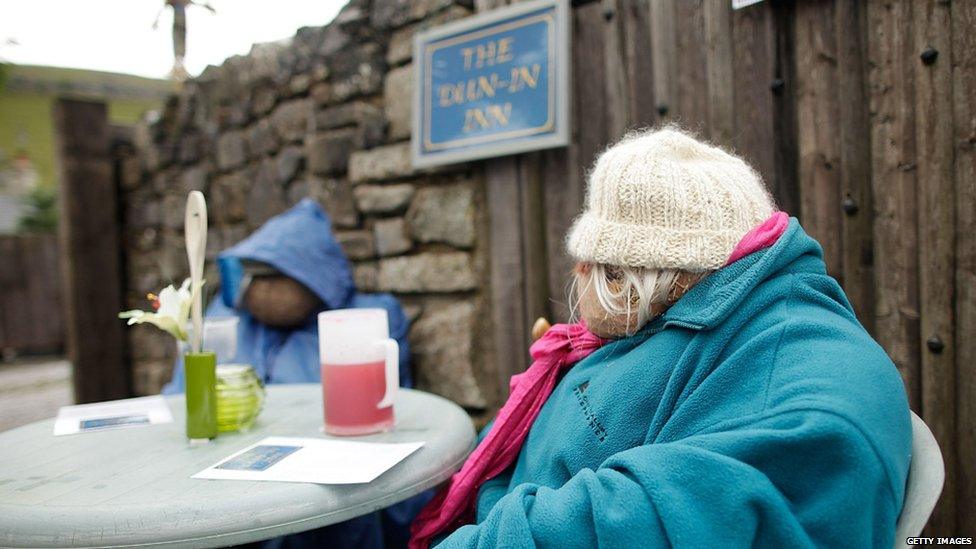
top-left (0, 0), bottom-right (348, 80)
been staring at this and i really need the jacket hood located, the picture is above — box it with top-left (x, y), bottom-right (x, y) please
top-left (217, 199), bottom-right (355, 310)
top-left (657, 218), bottom-right (829, 330)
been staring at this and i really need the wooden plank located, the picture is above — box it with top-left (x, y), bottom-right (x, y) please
top-left (619, 0), bottom-right (657, 128)
top-left (0, 237), bottom-right (27, 351)
top-left (703, 0), bottom-right (734, 147)
top-left (53, 99), bottom-right (130, 403)
top-left (12, 237), bottom-right (31, 350)
top-left (0, 238), bottom-right (15, 350)
top-left (834, 0), bottom-right (875, 333)
top-left (865, 0), bottom-right (920, 410)
top-left (770, 0), bottom-right (799, 219)
top-left (673, 0), bottom-right (709, 132)
top-left (22, 235), bottom-right (63, 352)
top-left (731, 2), bottom-right (779, 200)
top-left (543, 2), bottom-right (608, 324)
top-left (570, 1), bottom-right (610, 186)
top-left (951, 0), bottom-right (976, 531)
top-left (541, 146), bottom-right (577, 324)
top-left (484, 153), bottom-right (549, 401)
top-left (602, 0), bottom-right (630, 139)
top-left (517, 153), bottom-right (550, 346)
top-left (794, 0), bottom-right (842, 277)
top-left (42, 234), bottom-right (65, 350)
top-left (486, 157), bottom-right (528, 396)
top-left (12, 237), bottom-right (34, 349)
top-left (0, 237), bottom-right (14, 351)
top-left (21, 236), bottom-right (40, 350)
top-left (650, 0), bottom-right (677, 124)
top-left (914, 0), bottom-right (957, 535)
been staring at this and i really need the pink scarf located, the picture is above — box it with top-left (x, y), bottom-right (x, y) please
top-left (408, 212), bottom-right (788, 548)
top-left (409, 323), bottom-right (607, 548)
top-left (726, 211), bottom-right (788, 265)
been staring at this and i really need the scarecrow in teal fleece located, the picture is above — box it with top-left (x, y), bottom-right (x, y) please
top-left (413, 128), bottom-right (912, 548)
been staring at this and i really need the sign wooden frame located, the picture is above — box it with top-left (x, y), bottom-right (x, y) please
top-left (411, 0), bottom-right (570, 168)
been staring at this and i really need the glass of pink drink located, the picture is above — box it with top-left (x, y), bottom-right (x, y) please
top-left (318, 309), bottom-right (399, 436)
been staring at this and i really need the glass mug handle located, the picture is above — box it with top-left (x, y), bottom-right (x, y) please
top-left (376, 338), bottom-right (399, 408)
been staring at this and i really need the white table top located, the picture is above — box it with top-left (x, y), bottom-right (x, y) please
top-left (0, 384), bottom-right (476, 548)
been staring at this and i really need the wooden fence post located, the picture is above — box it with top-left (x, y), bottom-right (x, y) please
top-left (914, 0), bottom-right (958, 534)
top-left (541, 2), bottom-right (610, 326)
top-left (795, 0), bottom-right (842, 278)
top-left (704, 0), bottom-right (734, 147)
top-left (53, 98), bottom-right (130, 403)
top-left (0, 235), bottom-right (64, 355)
top-left (834, 0), bottom-right (876, 333)
top-left (950, 0), bottom-right (976, 531)
top-left (866, 0), bottom-right (921, 412)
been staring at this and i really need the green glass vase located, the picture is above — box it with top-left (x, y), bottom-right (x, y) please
top-left (185, 351), bottom-right (217, 441)
top-left (216, 364), bottom-right (265, 432)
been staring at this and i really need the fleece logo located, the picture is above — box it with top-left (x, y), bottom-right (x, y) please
top-left (906, 538), bottom-right (973, 545)
top-left (573, 381), bottom-right (607, 442)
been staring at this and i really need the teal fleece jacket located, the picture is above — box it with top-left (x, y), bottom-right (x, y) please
top-left (438, 219), bottom-right (911, 548)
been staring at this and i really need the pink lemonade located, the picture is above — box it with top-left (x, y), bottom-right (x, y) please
top-left (322, 360), bottom-right (394, 435)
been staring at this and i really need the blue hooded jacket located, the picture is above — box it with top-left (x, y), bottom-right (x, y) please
top-left (163, 199), bottom-right (426, 548)
top-left (439, 219), bottom-right (912, 548)
top-left (163, 199), bottom-right (411, 390)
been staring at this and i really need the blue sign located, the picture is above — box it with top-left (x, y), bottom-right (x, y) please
top-left (412, 0), bottom-right (569, 167)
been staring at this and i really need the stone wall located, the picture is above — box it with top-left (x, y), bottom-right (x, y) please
top-left (120, 0), bottom-right (499, 411)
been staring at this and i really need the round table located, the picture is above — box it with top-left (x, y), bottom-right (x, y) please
top-left (0, 384), bottom-right (476, 548)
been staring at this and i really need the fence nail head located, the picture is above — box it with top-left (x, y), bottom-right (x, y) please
top-left (926, 336), bottom-right (945, 354)
top-left (920, 47), bottom-right (939, 65)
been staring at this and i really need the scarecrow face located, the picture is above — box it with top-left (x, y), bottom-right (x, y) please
top-left (573, 262), bottom-right (701, 339)
top-left (574, 263), bottom-right (635, 338)
top-left (243, 272), bottom-right (322, 328)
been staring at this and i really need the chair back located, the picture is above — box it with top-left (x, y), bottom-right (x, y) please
top-left (893, 411), bottom-right (945, 548)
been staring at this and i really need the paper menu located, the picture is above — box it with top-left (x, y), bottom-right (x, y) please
top-left (192, 436), bottom-right (425, 484)
top-left (53, 395), bottom-right (174, 436)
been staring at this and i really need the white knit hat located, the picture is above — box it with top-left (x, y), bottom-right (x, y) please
top-left (566, 128), bottom-right (775, 272)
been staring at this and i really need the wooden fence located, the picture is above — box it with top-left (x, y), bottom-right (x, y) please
top-left (481, 0), bottom-right (975, 534)
top-left (0, 101), bottom-right (130, 407)
top-left (0, 234), bottom-right (63, 354)
top-left (53, 99), bottom-right (130, 404)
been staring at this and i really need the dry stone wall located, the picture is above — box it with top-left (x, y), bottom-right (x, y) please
top-left (121, 0), bottom-right (499, 410)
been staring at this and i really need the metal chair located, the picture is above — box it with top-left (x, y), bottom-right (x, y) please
top-left (893, 411), bottom-right (945, 549)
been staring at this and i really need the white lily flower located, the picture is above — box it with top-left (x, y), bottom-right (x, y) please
top-left (119, 278), bottom-right (201, 341)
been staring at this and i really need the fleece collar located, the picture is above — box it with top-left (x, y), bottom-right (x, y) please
top-left (645, 218), bottom-right (823, 332)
